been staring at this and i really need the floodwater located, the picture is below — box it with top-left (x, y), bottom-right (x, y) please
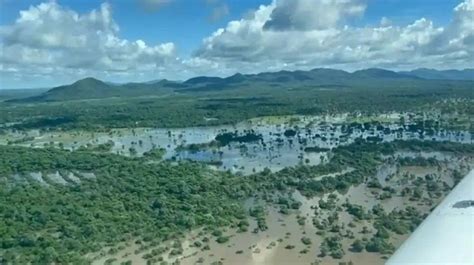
top-left (5, 115), bottom-right (471, 175)
top-left (89, 156), bottom-right (473, 265)
top-left (2, 114), bottom-right (472, 264)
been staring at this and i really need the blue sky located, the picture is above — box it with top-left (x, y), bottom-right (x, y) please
top-left (0, 0), bottom-right (461, 56)
top-left (0, 0), bottom-right (262, 57)
top-left (0, 0), bottom-right (472, 88)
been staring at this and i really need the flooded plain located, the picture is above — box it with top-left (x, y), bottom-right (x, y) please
top-left (1, 114), bottom-right (471, 175)
top-left (2, 113), bottom-right (473, 264)
top-left (89, 152), bottom-right (473, 265)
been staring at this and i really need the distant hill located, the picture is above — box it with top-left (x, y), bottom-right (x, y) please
top-left (353, 68), bottom-right (419, 79)
top-left (184, 76), bottom-right (225, 85)
top-left (177, 68), bottom-right (420, 92)
top-left (39, 77), bottom-right (114, 101)
top-left (399, 68), bottom-right (474, 80)
top-left (181, 68), bottom-right (354, 87)
top-left (8, 68), bottom-right (473, 102)
top-left (9, 77), bottom-right (174, 102)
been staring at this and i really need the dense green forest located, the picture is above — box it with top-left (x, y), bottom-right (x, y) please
top-left (1, 72), bottom-right (473, 130)
top-left (0, 147), bottom-right (249, 264)
top-left (0, 140), bottom-right (472, 263)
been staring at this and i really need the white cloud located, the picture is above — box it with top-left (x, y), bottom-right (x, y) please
top-left (0, 1), bottom-right (178, 87)
top-left (196, 0), bottom-right (474, 72)
top-left (263, 0), bottom-right (366, 31)
top-left (0, 0), bottom-right (473, 88)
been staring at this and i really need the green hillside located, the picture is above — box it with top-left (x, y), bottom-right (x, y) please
top-left (8, 68), bottom-right (474, 103)
top-left (9, 78), bottom-right (174, 102)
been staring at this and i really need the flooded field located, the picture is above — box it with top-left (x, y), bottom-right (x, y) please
top-left (2, 113), bottom-right (473, 265)
top-left (89, 151), bottom-right (473, 265)
top-left (1, 114), bottom-right (472, 175)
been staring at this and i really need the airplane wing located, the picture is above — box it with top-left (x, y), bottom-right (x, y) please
top-left (386, 170), bottom-right (474, 265)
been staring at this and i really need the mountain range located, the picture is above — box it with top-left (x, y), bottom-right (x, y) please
top-left (8, 68), bottom-right (473, 102)
top-left (399, 68), bottom-right (474, 80)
